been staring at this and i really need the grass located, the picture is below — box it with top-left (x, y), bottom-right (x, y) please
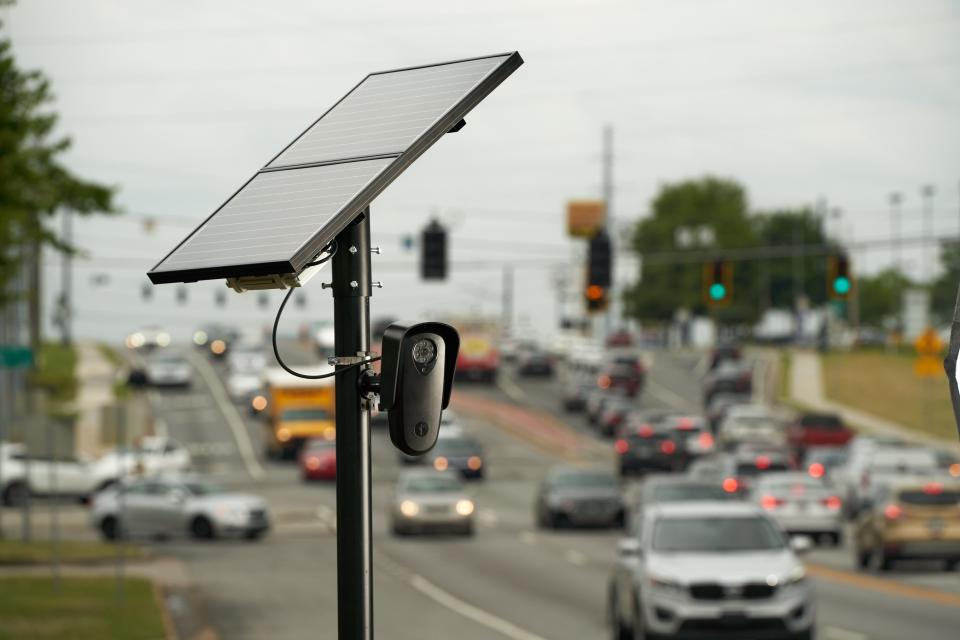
top-left (821, 350), bottom-right (954, 441)
top-left (778, 350), bottom-right (792, 403)
top-left (96, 343), bottom-right (123, 367)
top-left (28, 342), bottom-right (77, 405)
top-left (0, 540), bottom-right (144, 566)
top-left (0, 576), bottom-right (166, 640)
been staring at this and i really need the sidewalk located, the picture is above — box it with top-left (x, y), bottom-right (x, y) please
top-left (788, 350), bottom-right (960, 452)
top-left (73, 342), bottom-right (117, 458)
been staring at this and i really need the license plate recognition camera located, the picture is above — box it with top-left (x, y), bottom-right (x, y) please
top-left (378, 322), bottom-right (460, 455)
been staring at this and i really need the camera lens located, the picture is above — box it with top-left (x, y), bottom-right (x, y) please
top-left (412, 338), bottom-right (437, 364)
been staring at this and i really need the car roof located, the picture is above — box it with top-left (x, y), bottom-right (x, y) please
top-left (643, 475), bottom-right (719, 488)
top-left (398, 468), bottom-right (461, 481)
top-left (648, 501), bottom-right (762, 518)
top-left (752, 471), bottom-right (821, 484)
top-left (547, 463), bottom-right (613, 477)
top-left (871, 448), bottom-right (937, 464)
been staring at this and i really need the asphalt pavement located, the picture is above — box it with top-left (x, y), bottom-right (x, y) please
top-left (128, 343), bottom-right (960, 639)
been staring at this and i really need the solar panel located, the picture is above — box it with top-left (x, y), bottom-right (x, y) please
top-left (267, 56), bottom-right (510, 168)
top-left (148, 52), bottom-right (522, 285)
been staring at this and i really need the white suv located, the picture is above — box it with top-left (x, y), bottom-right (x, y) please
top-left (608, 502), bottom-right (814, 639)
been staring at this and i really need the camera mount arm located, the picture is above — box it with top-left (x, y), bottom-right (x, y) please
top-left (944, 282), bottom-right (960, 441)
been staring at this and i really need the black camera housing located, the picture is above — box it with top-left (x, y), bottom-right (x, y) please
top-left (379, 322), bottom-right (460, 455)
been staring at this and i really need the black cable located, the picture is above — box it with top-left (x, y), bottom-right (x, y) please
top-left (271, 242), bottom-right (380, 380)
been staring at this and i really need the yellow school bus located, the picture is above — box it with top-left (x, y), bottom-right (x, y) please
top-left (262, 367), bottom-right (336, 459)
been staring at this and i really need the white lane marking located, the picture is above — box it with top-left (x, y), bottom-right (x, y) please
top-left (153, 417), bottom-right (169, 438)
top-left (823, 627), bottom-right (867, 640)
top-left (564, 549), bottom-right (587, 566)
top-left (478, 508), bottom-right (498, 527)
top-left (315, 503), bottom-right (337, 532)
top-left (187, 350), bottom-right (265, 480)
top-left (408, 574), bottom-right (549, 640)
top-left (519, 531), bottom-right (537, 545)
top-left (496, 375), bottom-right (527, 405)
top-left (646, 379), bottom-right (689, 409)
top-left (183, 442), bottom-right (236, 457)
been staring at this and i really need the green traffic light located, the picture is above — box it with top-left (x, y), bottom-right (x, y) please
top-left (833, 276), bottom-right (851, 295)
top-left (709, 283), bottom-right (727, 301)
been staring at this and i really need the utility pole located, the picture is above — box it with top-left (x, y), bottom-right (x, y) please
top-left (602, 124), bottom-right (614, 341)
top-left (889, 192), bottom-right (902, 274)
top-left (60, 210), bottom-right (73, 347)
top-left (921, 185), bottom-right (935, 283)
top-left (501, 264), bottom-right (513, 333)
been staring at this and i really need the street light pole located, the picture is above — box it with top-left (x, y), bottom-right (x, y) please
top-left (889, 192), bottom-right (902, 274)
top-left (332, 209), bottom-right (374, 640)
top-left (921, 185), bottom-right (935, 283)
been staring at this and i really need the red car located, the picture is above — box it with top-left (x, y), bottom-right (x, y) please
top-left (300, 439), bottom-right (336, 481)
top-left (787, 412), bottom-right (854, 457)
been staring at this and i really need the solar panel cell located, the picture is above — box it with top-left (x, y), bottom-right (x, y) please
top-left (150, 158), bottom-right (391, 275)
top-left (267, 55), bottom-right (509, 168)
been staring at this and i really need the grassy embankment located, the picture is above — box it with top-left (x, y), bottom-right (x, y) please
top-left (821, 350), bottom-right (954, 441)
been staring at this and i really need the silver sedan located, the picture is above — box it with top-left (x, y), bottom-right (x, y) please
top-left (91, 476), bottom-right (270, 541)
top-left (391, 469), bottom-right (475, 536)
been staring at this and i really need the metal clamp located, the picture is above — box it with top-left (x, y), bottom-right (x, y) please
top-left (327, 351), bottom-right (379, 367)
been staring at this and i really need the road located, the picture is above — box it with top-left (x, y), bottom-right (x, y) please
top-left (122, 343), bottom-right (960, 639)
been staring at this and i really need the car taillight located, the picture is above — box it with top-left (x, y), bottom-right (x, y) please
top-left (884, 504), bottom-right (903, 520)
top-left (698, 432), bottom-right (714, 449)
top-left (615, 439), bottom-right (629, 454)
top-left (760, 495), bottom-right (783, 510)
top-left (755, 455), bottom-right (771, 470)
top-left (638, 424), bottom-right (654, 438)
top-left (722, 477), bottom-right (739, 493)
top-left (598, 375), bottom-right (611, 389)
top-left (660, 440), bottom-right (677, 454)
top-left (822, 496), bottom-right (842, 510)
top-left (808, 463), bottom-right (824, 479)
top-left (305, 456), bottom-right (321, 471)
top-left (923, 482), bottom-right (944, 495)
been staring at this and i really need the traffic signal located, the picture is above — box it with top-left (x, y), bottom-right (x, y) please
top-left (176, 285), bottom-right (188, 305)
top-left (585, 284), bottom-right (608, 313)
top-left (587, 230), bottom-right (612, 287)
top-left (421, 219), bottom-right (447, 280)
top-left (827, 254), bottom-right (853, 299)
top-left (215, 290), bottom-right (227, 307)
top-left (703, 259), bottom-right (733, 307)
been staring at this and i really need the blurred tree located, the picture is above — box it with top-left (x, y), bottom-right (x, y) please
top-left (752, 209), bottom-right (832, 309)
top-left (857, 268), bottom-right (912, 327)
top-left (0, 7), bottom-right (117, 307)
top-left (624, 176), bottom-right (758, 322)
top-left (930, 240), bottom-right (960, 324)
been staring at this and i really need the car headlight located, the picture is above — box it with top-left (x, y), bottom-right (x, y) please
top-left (156, 332), bottom-right (171, 347)
top-left (785, 565), bottom-right (806, 585)
top-left (214, 505), bottom-right (246, 521)
top-left (400, 500), bottom-right (419, 517)
top-left (455, 499), bottom-right (475, 516)
top-left (193, 330), bottom-right (208, 345)
top-left (277, 428), bottom-right (292, 442)
top-left (648, 573), bottom-right (684, 595)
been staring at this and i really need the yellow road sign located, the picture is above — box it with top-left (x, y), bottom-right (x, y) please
top-left (914, 355), bottom-right (942, 378)
top-left (914, 327), bottom-right (944, 356)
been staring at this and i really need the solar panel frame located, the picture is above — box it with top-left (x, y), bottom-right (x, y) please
top-left (147, 51), bottom-right (522, 285)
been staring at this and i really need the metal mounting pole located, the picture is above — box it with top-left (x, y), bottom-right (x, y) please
top-left (332, 208), bottom-right (373, 640)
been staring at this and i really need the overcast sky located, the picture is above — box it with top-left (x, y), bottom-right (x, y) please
top-left (4, 0), bottom-right (959, 342)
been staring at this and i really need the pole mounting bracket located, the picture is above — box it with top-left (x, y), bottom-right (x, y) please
top-left (327, 351), bottom-right (379, 367)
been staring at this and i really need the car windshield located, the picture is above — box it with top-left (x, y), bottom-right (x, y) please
top-left (649, 484), bottom-right (730, 502)
top-left (434, 438), bottom-right (479, 455)
top-left (759, 478), bottom-right (828, 496)
top-left (898, 489), bottom-right (960, 506)
top-left (736, 462), bottom-right (788, 476)
top-left (552, 472), bottom-right (616, 488)
top-left (652, 516), bottom-right (785, 552)
top-left (403, 476), bottom-right (463, 493)
top-left (799, 414), bottom-right (843, 429)
top-left (184, 481), bottom-right (225, 496)
top-left (281, 408), bottom-right (331, 421)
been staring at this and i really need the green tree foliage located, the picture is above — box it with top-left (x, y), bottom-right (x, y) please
top-left (857, 268), bottom-right (912, 327)
top-left (0, 11), bottom-right (116, 305)
top-left (752, 209), bottom-right (832, 308)
top-left (624, 176), bottom-right (758, 322)
top-left (930, 240), bottom-right (960, 324)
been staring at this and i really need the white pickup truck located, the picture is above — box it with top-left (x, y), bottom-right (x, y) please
top-left (0, 436), bottom-right (191, 506)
